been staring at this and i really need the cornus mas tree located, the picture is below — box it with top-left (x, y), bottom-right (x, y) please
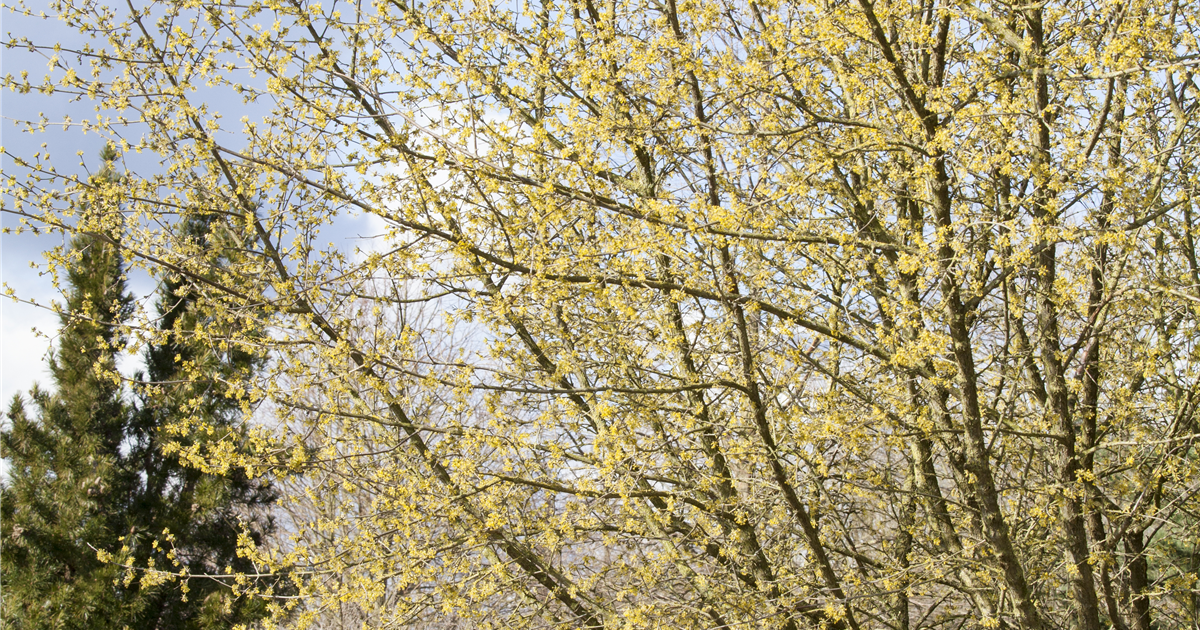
top-left (4, 0), bottom-right (1200, 627)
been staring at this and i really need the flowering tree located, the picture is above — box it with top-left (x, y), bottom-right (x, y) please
top-left (4, 0), bottom-right (1200, 627)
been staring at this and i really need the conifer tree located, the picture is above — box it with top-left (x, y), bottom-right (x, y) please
top-left (120, 210), bottom-right (279, 629)
top-left (2, 149), bottom-right (278, 628)
top-left (1, 219), bottom-right (133, 627)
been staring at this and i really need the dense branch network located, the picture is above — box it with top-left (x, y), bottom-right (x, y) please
top-left (3, 0), bottom-right (1200, 627)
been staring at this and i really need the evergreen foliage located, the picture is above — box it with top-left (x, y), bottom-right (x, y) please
top-left (1, 150), bottom-right (277, 629)
top-left (121, 210), bottom-right (278, 629)
top-left (1, 228), bottom-right (132, 629)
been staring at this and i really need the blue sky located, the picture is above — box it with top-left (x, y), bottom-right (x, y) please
top-left (1, 2), bottom-right (258, 405)
top-left (2, 4), bottom-right (92, 406)
top-left (1, 0), bottom-right (394, 407)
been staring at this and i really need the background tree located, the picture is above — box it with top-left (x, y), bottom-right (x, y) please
top-left (2, 151), bottom-right (134, 626)
top-left (119, 208), bottom-right (281, 628)
top-left (2, 150), bottom-right (279, 629)
top-left (4, 0), bottom-right (1200, 628)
